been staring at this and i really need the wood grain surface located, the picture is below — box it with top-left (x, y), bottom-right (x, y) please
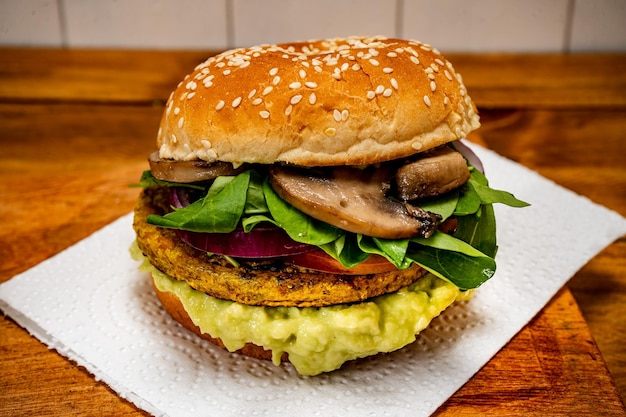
top-left (0, 49), bottom-right (625, 416)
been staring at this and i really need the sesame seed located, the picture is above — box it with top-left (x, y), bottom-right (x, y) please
top-left (201, 140), bottom-right (212, 148)
top-left (272, 75), bottom-right (281, 85)
top-left (178, 117), bottom-right (184, 128)
top-left (390, 78), bottom-right (398, 90)
top-left (312, 58), bottom-right (322, 66)
top-left (290, 94), bottom-right (303, 104)
top-left (383, 88), bottom-right (392, 97)
top-left (174, 107), bottom-right (180, 115)
top-left (309, 92), bottom-right (317, 104)
top-left (171, 134), bottom-right (177, 144)
top-left (325, 127), bottom-right (336, 136)
top-left (411, 141), bottom-right (423, 150)
top-left (352, 63), bottom-right (361, 71)
top-left (444, 70), bottom-right (453, 81)
top-left (443, 96), bottom-right (450, 105)
top-left (428, 73), bottom-right (435, 80)
top-left (305, 81), bottom-right (318, 88)
top-left (423, 95), bottom-right (431, 107)
top-left (314, 66), bottom-right (323, 73)
top-left (259, 110), bottom-right (270, 119)
top-left (187, 92), bottom-right (196, 99)
top-left (387, 52), bottom-right (397, 58)
top-left (202, 79), bottom-right (213, 88)
top-left (333, 109), bottom-right (342, 122)
top-left (375, 85), bottom-right (385, 95)
top-left (248, 89), bottom-right (257, 99)
top-left (341, 63), bottom-right (349, 72)
top-left (240, 61), bottom-right (250, 69)
top-left (435, 58), bottom-right (445, 66)
top-left (232, 97), bottom-right (242, 108)
top-left (252, 98), bottom-right (263, 106)
top-left (289, 81), bottom-right (302, 89)
top-left (299, 69), bottom-right (307, 79)
top-left (382, 67), bottom-right (393, 74)
top-left (366, 90), bottom-right (376, 100)
top-left (369, 58), bottom-right (380, 66)
top-left (341, 109), bottom-right (349, 121)
top-left (269, 67), bottom-right (279, 76)
top-left (223, 69), bottom-right (231, 76)
top-left (285, 105), bottom-right (293, 116)
top-left (430, 81), bottom-right (436, 92)
top-left (430, 63), bottom-right (439, 72)
top-left (262, 86), bottom-right (273, 95)
top-left (215, 100), bottom-right (225, 110)
top-left (186, 81), bottom-right (197, 90)
top-left (410, 56), bottom-right (420, 65)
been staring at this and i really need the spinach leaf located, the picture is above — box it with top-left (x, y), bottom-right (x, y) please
top-left (455, 204), bottom-right (498, 258)
top-left (147, 170), bottom-right (251, 232)
top-left (262, 179), bottom-right (341, 245)
top-left (131, 170), bottom-right (206, 190)
top-left (406, 245), bottom-right (495, 290)
top-left (418, 189), bottom-right (459, 220)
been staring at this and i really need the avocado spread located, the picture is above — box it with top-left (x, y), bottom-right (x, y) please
top-left (133, 243), bottom-right (472, 375)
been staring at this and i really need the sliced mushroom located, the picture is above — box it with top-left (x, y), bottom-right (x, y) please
top-left (148, 151), bottom-right (244, 183)
top-left (396, 147), bottom-right (470, 201)
top-left (269, 165), bottom-right (441, 239)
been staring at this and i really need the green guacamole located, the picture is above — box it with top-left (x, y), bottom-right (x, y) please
top-left (132, 242), bottom-right (472, 376)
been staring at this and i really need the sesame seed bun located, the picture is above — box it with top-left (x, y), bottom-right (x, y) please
top-left (157, 36), bottom-right (480, 166)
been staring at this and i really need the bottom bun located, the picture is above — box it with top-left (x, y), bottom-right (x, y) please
top-left (151, 274), bottom-right (288, 363)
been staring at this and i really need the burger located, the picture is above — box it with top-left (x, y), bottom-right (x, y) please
top-left (131, 36), bottom-right (527, 376)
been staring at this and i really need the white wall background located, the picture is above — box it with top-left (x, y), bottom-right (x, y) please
top-left (0, 0), bottom-right (624, 52)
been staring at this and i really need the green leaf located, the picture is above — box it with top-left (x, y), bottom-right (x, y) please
top-left (411, 230), bottom-right (489, 259)
top-left (418, 189), bottom-right (459, 220)
top-left (406, 245), bottom-right (495, 290)
top-left (130, 170), bottom-right (205, 190)
top-left (262, 179), bottom-right (341, 245)
top-left (472, 182), bottom-right (530, 207)
top-left (454, 182), bottom-right (482, 216)
top-left (147, 170), bottom-right (251, 232)
top-left (321, 235), bottom-right (370, 268)
top-left (455, 204), bottom-right (498, 258)
top-left (244, 170), bottom-right (269, 215)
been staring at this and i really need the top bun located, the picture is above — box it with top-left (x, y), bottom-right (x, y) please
top-left (157, 36), bottom-right (480, 167)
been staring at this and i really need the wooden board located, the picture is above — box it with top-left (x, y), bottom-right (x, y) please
top-left (0, 49), bottom-right (625, 416)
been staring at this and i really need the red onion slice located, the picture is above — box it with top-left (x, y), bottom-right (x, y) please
top-left (168, 188), bottom-right (312, 258)
top-left (176, 227), bottom-right (312, 258)
top-left (452, 140), bottom-right (484, 174)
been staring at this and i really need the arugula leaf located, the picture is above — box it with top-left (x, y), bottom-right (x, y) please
top-left (147, 170), bottom-right (251, 232)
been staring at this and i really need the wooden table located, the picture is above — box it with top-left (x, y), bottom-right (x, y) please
top-left (1, 49), bottom-right (625, 416)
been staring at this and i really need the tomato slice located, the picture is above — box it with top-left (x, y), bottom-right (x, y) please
top-left (284, 248), bottom-right (397, 275)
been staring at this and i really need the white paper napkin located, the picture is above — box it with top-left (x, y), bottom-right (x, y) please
top-left (1, 142), bottom-right (625, 417)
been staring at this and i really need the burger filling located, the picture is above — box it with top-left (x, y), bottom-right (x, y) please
top-left (135, 142), bottom-right (528, 292)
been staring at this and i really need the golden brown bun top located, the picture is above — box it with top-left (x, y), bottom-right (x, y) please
top-left (157, 36), bottom-right (480, 166)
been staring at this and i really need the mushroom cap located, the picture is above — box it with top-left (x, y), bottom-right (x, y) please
top-left (157, 36), bottom-right (480, 167)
